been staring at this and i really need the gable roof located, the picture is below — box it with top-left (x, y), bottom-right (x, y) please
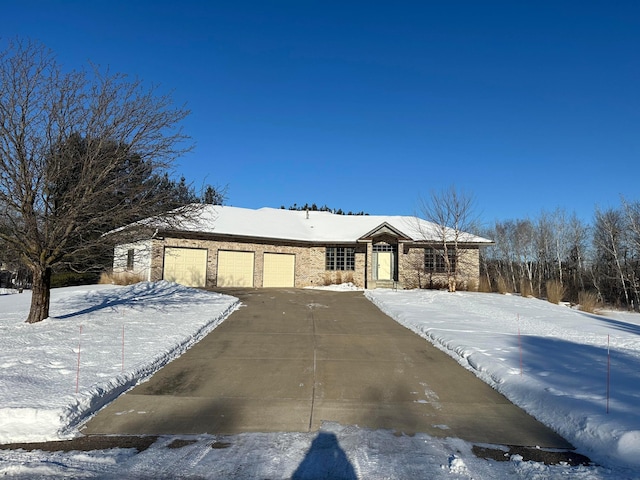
top-left (159, 205), bottom-right (492, 245)
top-left (357, 222), bottom-right (413, 241)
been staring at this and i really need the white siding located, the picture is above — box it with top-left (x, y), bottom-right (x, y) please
top-left (113, 240), bottom-right (152, 281)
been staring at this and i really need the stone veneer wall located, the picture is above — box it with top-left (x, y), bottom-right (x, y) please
top-left (399, 245), bottom-right (480, 290)
top-left (149, 237), bottom-right (367, 288)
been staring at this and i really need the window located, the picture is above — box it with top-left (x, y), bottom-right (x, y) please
top-left (326, 247), bottom-right (355, 271)
top-left (372, 243), bottom-right (396, 252)
top-left (424, 247), bottom-right (456, 273)
top-left (126, 249), bottom-right (135, 271)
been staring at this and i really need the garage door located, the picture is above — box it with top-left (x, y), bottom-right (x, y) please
top-left (263, 253), bottom-right (295, 287)
top-left (163, 247), bottom-right (208, 287)
top-left (217, 250), bottom-right (254, 287)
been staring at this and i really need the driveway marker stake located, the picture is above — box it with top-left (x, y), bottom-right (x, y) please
top-left (76, 325), bottom-right (83, 394)
top-left (518, 314), bottom-right (523, 376)
top-left (606, 334), bottom-right (610, 414)
top-left (122, 324), bottom-right (125, 372)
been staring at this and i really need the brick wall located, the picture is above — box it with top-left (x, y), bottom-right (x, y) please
top-left (149, 236), bottom-right (367, 288)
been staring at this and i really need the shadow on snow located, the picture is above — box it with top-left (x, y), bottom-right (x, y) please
top-left (51, 282), bottom-right (206, 320)
top-left (516, 334), bottom-right (640, 419)
top-left (292, 431), bottom-right (357, 480)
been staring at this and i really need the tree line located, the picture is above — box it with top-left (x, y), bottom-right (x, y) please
top-left (479, 200), bottom-right (640, 311)
top-left (281, 203), bottom-right (368, 216)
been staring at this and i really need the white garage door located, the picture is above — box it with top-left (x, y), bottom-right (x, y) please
top-left (163, 247), bottom-right (208, 287)
top-left (263, 253), bottom-right (295, 287)
top-left (217, 250), bottom-right (254, 287)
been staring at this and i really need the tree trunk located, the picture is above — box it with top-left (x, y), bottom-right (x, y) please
top-left (448, 276), bottom-right (456, 292)
top-left (556, 238), bottom-right (564, 286)
top-left (26, 265), bottom-right (52, 323)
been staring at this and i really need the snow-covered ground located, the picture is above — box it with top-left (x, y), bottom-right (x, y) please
top-left (366, 291), bottom-right (640, 471)
top-left (1, 284), bottom-right (639, 479)
top-left (0, 282), bottom-right (239, 444)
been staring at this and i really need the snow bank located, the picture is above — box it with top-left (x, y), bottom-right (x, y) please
top-left (306, 282), bottom-right (362, 291)
top-left (0, 422), bottom-right (624, 479)
top-left (0, 282), bottom-right (238, 443)
top-left (0, 288), bottom-right (19, 295)
top-left (365, 289), bottom-right (640, 469)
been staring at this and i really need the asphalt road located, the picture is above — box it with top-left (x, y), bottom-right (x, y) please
top-left (83, 289), bottom-right (572, 449)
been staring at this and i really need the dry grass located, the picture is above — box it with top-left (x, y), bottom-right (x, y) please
top-left (496, 277), bottom-right (512, 295)
top-left (99, 271), bottom-right (144, 286)
top-left (322, 271), bottom-right (352, 286)
top-left (519, 279), bottom-right (534, 298)
top-left (545, 280), bottom-right (566, 305)
top-left (578, 291), bottom-right (601, 313)
top-left (465, 278), bottom-right (478, 292)
top-left (478, 277), bottom-right (492, 293)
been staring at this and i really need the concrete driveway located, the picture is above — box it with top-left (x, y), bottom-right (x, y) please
top-left (83, 289), bottom-right (571, 448)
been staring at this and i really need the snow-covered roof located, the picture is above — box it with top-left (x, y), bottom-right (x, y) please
top-left (163, 205), bottom-right (492, 244)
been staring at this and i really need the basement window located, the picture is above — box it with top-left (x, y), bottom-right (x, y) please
top-left (326, 247), bottom-right (355, 271)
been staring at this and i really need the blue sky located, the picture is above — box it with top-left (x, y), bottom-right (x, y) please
top-left (3, 1), bottom-right (639, 223)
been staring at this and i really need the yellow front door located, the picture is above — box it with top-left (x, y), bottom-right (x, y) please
top-left (377, 252), bottom-right (392, 280)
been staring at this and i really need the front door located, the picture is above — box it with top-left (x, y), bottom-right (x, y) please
top-left (377, 252), bottom-right (392, 281)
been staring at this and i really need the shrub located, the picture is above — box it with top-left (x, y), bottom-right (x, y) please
top-left (578, 291), bottom-right (600, 313)
top-left (323, 273), bottom-right (333, 286)
top-left (99, 271), bottom-right (144, 286)
top-left (404, 278), bottom-right (419, 289)
top-left (545, 280), bottom-right (566, 305)
top-left (51, 271), bottom-right (100, 288)
top-left (425, 277), bottom-right (449, 290)
top-left (343, 272), bottom-right (354, 284)
top-left (335, 271), bottom-right (342, 284)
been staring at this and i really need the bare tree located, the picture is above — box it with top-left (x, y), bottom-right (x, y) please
top-left (534, 213), bottom-right (554, 296)
top-left (490, 220), bottom-right (518, 293)
top-left (621, 199), bottom-right (640, 310)
top-left (418, 186), bottom-right (478, 292)
top-left (564, 213), bottom-right (590, 300)
top-left (0, 39), bottom-right (193, 323)
top-left (549, 209), bottom-right (570, 286)
top-left (593, 208), bottom-right (630, 307)
top-left (513, 219), bottom-right (536, 296)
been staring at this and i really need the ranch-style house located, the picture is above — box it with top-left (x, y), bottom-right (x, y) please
top-left (112, 206), bottom-right (492, 289)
